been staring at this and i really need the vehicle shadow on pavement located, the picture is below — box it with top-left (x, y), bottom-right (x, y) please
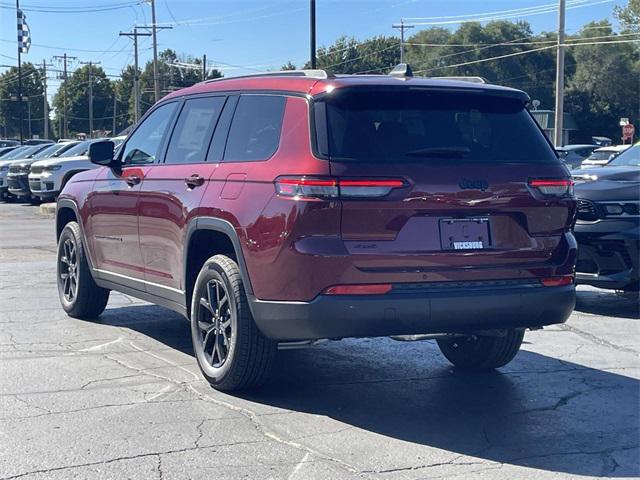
top-left (575, 288), bottom-right (639, 320)
top-left (99, 304), bottom-right (639, 478)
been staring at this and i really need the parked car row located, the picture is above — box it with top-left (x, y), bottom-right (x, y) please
top-left (557, 143), bottom-right (631, 170)
top-left (0, 137), bottom-right (126, 203)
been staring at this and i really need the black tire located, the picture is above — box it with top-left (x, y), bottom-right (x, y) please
top-left (437, 329), bottom-right (524, 370)
top-left (57, 222), bottom-right (110, 318)
top-left (190, 255), bottom-right (277, 391)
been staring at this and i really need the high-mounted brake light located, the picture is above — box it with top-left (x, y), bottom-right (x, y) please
top-left (275, 176), bottom-right (406, 200)
top-left (528, 178), bottom-right (574, 197)
top-left (324, 284), bottom-right (393, 295)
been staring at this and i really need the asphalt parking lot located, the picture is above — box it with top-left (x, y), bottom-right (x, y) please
top-left (0, 201), bottom-right (638, 480)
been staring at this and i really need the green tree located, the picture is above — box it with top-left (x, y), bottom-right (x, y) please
top-left (138, 49), bottom-right (222, 117)
top-left (281, 61), bottom-right (297, 70)
top-left (0, 63), bottom-right (48, 139)
top-left (614, 0), bottom-right (640, 32)
top-left (52, 64), bottom-right (114, 136)
top-left (308, 35), bottom-right (400, 74)
top-left (112, 64), bottom-right (136, 133)
top-left (565, 20), bottom-right (640, 141)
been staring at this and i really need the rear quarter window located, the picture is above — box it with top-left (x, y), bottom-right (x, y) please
top-left (322, 89), bottom-right (558, 164)
top-left (223, 95), bottom-right (286, 162)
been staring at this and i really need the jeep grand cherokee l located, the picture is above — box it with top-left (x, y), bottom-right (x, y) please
top-left (55, 68), bottom-right (577, 391)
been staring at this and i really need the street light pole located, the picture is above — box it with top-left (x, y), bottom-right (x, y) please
top-left (553, 0), bottom-right (566, 147)
top-left (16, 0), bottom-right (23, 143)
top-left (310, 0), bottom-right (316, 69)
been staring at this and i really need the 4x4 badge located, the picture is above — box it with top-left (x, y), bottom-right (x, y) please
top-left (459, 178), bottom-right (489, 192)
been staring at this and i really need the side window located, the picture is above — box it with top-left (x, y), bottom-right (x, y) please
top-left (122, 102), bottom-right (178, 165)
top-left (165, 96), bottom-right (225, 164)
top-left (223, 95), bottom-right (286, 162)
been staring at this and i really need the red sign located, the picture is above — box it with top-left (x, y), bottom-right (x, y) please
top-left (622, 124), bottom-right (635, 139)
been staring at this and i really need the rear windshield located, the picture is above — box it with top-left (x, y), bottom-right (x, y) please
top-left (587, 150), bottom-right (616, 161)
top-left (322, 89), bottom-right (557, 164)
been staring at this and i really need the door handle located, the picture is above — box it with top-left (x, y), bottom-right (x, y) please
top-left (125, 175), bottom-right (141, 187)
top-left (185, 174), bottom-right (205, 189)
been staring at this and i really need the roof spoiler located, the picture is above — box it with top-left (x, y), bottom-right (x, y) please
top-left (433, 76), bottom-right (488, 84)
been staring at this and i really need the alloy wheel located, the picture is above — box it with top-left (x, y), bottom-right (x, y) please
top-left (59, 238), bottom-right (78, 302)
top-left (197, 278), bottom-right (233, 368)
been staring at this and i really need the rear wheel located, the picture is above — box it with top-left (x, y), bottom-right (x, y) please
top-left (57, 222), bottom-right (110, 318)
top-left (190, 255), bottom-right (277, 391)
top-left (437, 329), bottom-right (524, 370)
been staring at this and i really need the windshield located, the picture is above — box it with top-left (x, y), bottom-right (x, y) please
top-left (31, 142), bottom-right (77, 159)
top-left (323, 89), bottom-right (557, 163)
top-left (587, 150), bottom-right (616, 161)
top-left (609, 144), bottom-right (639, 167)
top-left (1, 145), bottom-right (39, 160)
top-left (58, 140), bottom-right (92, 158)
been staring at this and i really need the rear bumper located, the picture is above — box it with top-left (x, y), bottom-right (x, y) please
top-left (249, 283), bottom-right (575, 341)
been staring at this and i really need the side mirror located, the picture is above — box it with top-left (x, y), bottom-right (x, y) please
top-left (89, 140), bottom-right (119, 173)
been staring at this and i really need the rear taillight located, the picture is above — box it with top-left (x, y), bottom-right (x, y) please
top-left (275, 176), bottom-right (406, 200)
top-left (541, 276), bottom-right (574, 287)
top-left (324, 284), bottom-right (393, 295)
top-left (275, 177), bottom-right (338, 199)
top-left (528, 178), bottom-right (574, 197)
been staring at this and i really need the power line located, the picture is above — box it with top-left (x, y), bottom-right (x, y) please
top-left (403, 0), bottom-right (588, 21)
top-left (0, 0), bottom-right (144, 13)
top-left (406, 0), bottom-right (614, 26)
top-left (414, 38), bottom-right (640, 74)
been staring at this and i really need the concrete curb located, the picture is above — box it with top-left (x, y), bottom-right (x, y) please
top-left (39, 202), bottom-right (56, 218)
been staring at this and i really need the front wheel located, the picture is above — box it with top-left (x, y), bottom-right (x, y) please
top-left (437, 329), bottom-right (524, 370)
top-left (57, 222), bottom-right (110, 318)
top-left (190, 255), bottom-right (277, 391)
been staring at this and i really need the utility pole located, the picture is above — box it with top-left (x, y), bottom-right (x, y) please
top-left (553, 0), bottom-right (566, 147)
top-left (53, 53), bottom-right (77, 138)
top-left (112, 93), bottom-right (117, 135)
top-left (139, 18), bottom-right (172, 103)
top-left (16, 0), bottom-right (23, 143)
top-left (202, 54), bottom-right (207, 81)
top-left (150, 0), bottom-right (160, 102)
top-left (80, 61), bottom-right (100, 138)
top-left (120, 28), bottom-right (150, 123)
top-left (392, 19), bottom-right (414, 64)
top-left (42, 59), bottom-right (52, 139)
top-left (310, 0), bottom-right (316, 68)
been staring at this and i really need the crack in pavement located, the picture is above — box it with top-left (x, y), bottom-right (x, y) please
top-left (0, 439), bottom-right (267, 480)
top-left (558, 324), bottom-right (638, 355)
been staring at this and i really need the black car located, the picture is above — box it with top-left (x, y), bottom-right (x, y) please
top-left (573, 142), bottom-right (639, 293)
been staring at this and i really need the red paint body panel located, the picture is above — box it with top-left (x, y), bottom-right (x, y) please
top-left (59, 74), bottom-right (577, 314)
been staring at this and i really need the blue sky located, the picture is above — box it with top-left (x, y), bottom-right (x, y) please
top-left (0, 0), bottom-right (626, 103)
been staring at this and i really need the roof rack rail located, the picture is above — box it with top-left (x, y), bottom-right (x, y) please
top-left (433, 76), bottom-right (487, 84)
top-left (204, 69), bottom-right (333, 83)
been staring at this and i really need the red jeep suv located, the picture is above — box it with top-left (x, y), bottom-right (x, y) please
top-left (55, 67), bottom-right (577, 391)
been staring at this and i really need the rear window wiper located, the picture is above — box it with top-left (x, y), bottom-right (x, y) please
top-left (405, 147), bottom-right (470, 158)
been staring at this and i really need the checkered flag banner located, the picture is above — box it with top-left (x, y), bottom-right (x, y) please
top-left (17, 9), bottom-right (31, 54)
